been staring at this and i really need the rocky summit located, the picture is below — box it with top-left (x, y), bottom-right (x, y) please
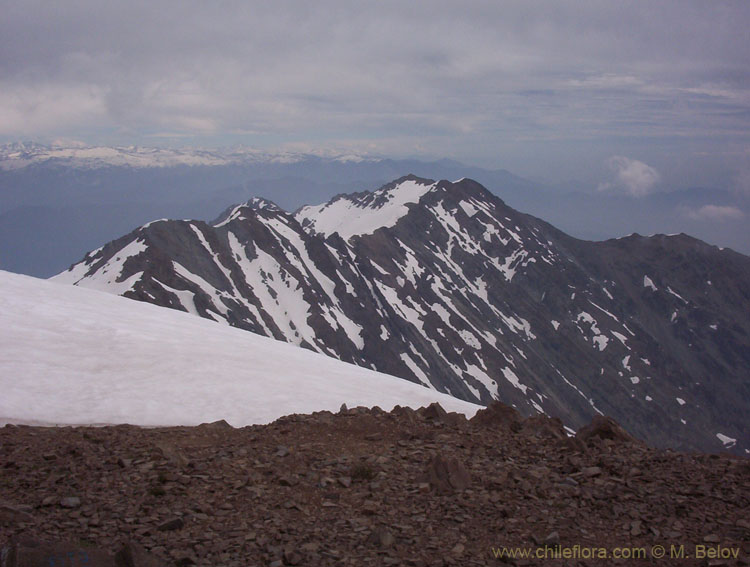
top-left (1, 404), bottom-right (748, 567)
top-left (53, 176), bottom-right (750, 454)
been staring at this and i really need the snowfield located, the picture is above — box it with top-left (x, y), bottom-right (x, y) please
top-left (0, 270), bottom-right (480, 427)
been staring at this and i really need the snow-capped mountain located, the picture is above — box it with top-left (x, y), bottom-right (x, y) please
top-left (54, 176), bottom-right (750, 454)
top-left (0, 269), bottom-right (480, 426)
top-left (0, 141), bottom-right (377, 171)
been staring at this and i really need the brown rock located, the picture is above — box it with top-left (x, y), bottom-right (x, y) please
top-left (114, 541), bottom-right (167, 567)
top-left (0, 503), bottom-right (33, 526)
top-left (60, 497), bottom-right (81, 509)
top-left (469, 401), bottom-right (521, 429)
top-left (419, 402), bottom-right (448, 422)
top-left (582, 466), bottom-right (602, 478)
top-left (421, 454), bottom-right (471, 492)
top-left (576, 415), bottom-right (636, 444)
top-left (367, 528), bottom-right (394, 548)
top-left (197, 419), bottom-right (232, 429)
top-left (157, 517), bottom-right (184, 531)
top-left (520, 415), bottom-right (567, 439)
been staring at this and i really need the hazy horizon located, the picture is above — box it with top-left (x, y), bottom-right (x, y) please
top-left (1, 2), bottom-right (749, 193)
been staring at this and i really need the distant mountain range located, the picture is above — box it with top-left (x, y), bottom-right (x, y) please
top-left (54, 175), bottom-right (750, 454)
top-left (1, 142), bottom-right (747, 278)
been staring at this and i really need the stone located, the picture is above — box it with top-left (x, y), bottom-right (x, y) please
top-left (283, 549), bottom-right (304, 565)
top-left (520, 415), bottom-right (567, 440)
top-left (421, 454), bottom-right (471, 492)
top-left (0, 503), bottom-right (33, 526)
top-left (155, 442), bottom-right (189, 468)
top-left (419, 402), bottom-right (448, 422)
top-left (114, 541), bottom-right (167, 567)
top-left (198, 419), bottom-right (233, 429)
top-left (576, 415), bottom-right (636, 444)
top-left (157, 517), bottom-right (185, 531)
top-left (367, 528), bottom-right (394, 548)
top-left (582, 466), bottom-right (602, 478)
top-left (60, 497), bottom-right (81, 509)
top-left (275, 445), bottom-right (290, 457)
top-left (469, 401), bottom-right (522, 429)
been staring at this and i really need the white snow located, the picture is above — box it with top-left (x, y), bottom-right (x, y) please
top-left (501, 367), bottom-right (528, 395)
top-left (611, 331), bottom-right (628, 346)
top-left (676, 397), bottom-right (686, 405)
top-left (458, 200), bottom-right (479, 218)
top-left (592, 335), bottom-right (609, 351)
top-left (716, 433), bottom-right (736, 447)
top-left (643, 275), bottom-right (657, 291)
top-left (576, 311), bottom-right (607, 350)
top-left (0, 270), bottom-right (480, 427)
top-left (551, 320), bottom-right (560, 330)
top-left (630, 376), bottom-right (640, 384)
top-left (295, 178), bottom-right (435, 240)
top-left (666, 286), bottom-right (687, 303)
top-left (52, 239), bottom-right (148, 294)
top-left (399, 353), bottom-right (432, 388)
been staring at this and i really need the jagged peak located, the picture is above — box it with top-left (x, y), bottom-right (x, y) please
top-left (245, 196), bottom-right (285, 213)
top-left (295, 175), bottom-right (439, 240)
top-left (210, 197), bottom-right (286, 228)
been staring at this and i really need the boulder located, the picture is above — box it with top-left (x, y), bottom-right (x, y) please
top-left (421, 454), bottom-right (471, 493)
top-left (576, 415), bottom-right (636, 444)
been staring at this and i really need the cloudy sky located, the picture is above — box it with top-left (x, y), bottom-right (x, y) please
top-left (2, 1), bottom-right (750, 192)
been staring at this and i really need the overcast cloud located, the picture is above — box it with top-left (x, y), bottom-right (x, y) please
top-left (1, 1), bottom-right (749, 188)
top-left (599, 156), bottom-right (660, 197)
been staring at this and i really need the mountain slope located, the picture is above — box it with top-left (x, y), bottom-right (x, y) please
top-left (53, 176), bottom-right (750, 453)
top-left (0, 270), bottom-right (480, 426)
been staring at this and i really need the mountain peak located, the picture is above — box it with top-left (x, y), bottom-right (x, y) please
top-left (51, 175), bottom-right (750, 455)
top-left (295, 175), bottom-right (438, 240)
top-left (211, 197), bottom-right (285, 227)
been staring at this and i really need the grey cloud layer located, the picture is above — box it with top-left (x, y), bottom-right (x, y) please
top-left (1, 1), bottom-right (749, 184)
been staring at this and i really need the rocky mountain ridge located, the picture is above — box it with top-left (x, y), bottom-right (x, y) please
top-left (54, 176), bottom-right (750, 454)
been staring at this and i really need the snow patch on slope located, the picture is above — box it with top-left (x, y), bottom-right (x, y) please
top-left (295, 178), bottom-right (435, 240)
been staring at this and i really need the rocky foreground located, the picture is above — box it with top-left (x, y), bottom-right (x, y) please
top-left (1, 403), bottom-right (748, 567)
